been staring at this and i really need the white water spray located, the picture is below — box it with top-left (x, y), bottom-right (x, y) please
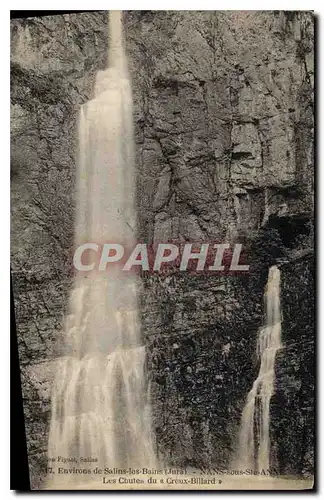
top-left (235, 265), bottom-right (282, 472)
top-left (47, 11), bottom-right (157, 485)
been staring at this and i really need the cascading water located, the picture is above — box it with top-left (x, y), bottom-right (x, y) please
top-left (235, 265), bottom-right (282, 472)
top-left (47, 11), bottom-right (157, 486)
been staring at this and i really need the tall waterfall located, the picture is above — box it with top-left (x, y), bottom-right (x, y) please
top-left (47, 11), bottom-right (157, 485)
top-left (235, 265), bottom-right (282, 472)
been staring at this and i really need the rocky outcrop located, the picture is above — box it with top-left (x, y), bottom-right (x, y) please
top-left (272, 254), bottom-right (315, 478)
top-left (125, 11), bottom-right (314, 243)
top-left (11, 11), bottom-right (314, 488)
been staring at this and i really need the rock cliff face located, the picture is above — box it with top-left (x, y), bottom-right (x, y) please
top-left (11, 11), bottom-right (314, 488)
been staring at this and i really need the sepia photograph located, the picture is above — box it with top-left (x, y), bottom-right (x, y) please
top-left (10, 9), bottom-right (315, 491)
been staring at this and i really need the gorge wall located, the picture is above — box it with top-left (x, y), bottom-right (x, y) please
top-left (11, 11), bottom-right (314, 488)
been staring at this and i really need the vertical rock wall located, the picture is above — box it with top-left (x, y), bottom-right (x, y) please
top-left (11, 11), bottom-right (314, 488)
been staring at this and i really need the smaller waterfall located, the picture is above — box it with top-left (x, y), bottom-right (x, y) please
top-left (235, 265), bottom-right (282, 471)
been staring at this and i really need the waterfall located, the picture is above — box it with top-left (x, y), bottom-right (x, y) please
top-left (235, 265), bottom-right (282, 472)
top-left (47, 11), bottom-right (157, 485)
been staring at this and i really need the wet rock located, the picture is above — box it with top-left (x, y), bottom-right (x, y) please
top-left (11, 11), bottom-right (314, 486)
